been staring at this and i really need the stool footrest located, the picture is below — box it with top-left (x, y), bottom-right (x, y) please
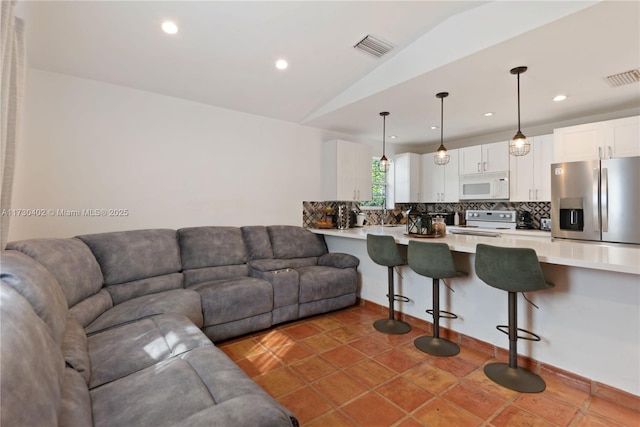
top-left (386, 293), bottom-right (410, 303)
top-left (426, 309), bottom-right (458, 320)
top-left (496, 325), bottom-right (541, 342)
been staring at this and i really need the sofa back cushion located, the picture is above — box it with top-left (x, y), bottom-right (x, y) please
top-left (179, 226), bottom-right (250, 287)
top-left (6, 238), bottom-right (104, 308)
top-left (0, 250), bottom-right (68, 345)
top-left (0, 282), bottom-right (66, 426)
top-left (78, 229), bottom-right (183, 303)
top-left (267, 226), bottom-right (327, 259)
top-left (241, 226), bottom-right (274, 260)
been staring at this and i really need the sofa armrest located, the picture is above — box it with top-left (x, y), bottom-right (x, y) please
top-left (318, 253), bottom-right (359, 269)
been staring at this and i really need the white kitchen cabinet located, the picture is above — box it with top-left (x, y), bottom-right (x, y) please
top-left (509, 134), bottom-right (554, 201)
top-left (322, 139), bottom-right (372, 201)
top-left (554, 115), bottom-right (640, 162)
top-left (393, 153), bottom-right (421, 203)
top-left (459, 141), bottom-right (509, 174)
top-left (421, 149), bottom-right (459, 202)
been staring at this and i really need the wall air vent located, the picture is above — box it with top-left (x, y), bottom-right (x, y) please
top-left (605, 69), bottom-right (640, 87)
top-left (354, 35), bottom-right (393, 58)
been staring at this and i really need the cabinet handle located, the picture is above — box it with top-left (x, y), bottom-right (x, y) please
top-left (353, 190), bottom-right (356, 200)
top-left (441, 192), bottom-right (445, 201)
top-left (477, 163), bottom-right (481, 173)
top-left (608, 146), bottom-right (612, 159)
top-left (529, 189), bottom-right (532, 200)
top-left (483, 162), bottom-right (487, 172)
top-left (357, 190), bottom-right (360, 200)
top-left (535, 189), bottom-right (539, 200)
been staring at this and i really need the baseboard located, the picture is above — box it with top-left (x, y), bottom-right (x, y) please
top-left (355, 297), bottom-right (640, 412)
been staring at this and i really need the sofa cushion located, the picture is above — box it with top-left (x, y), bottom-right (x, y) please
top-left (241, 226), bottom-right (274, 260)
top-left (6, 238), bottom-right (104, 308)
top-left (183, 264), bottom-right (249, 287)
top-left (68, 289), bottom-right (113, 328)
top-left (248, 257), bottom-right (318, 272)
top-left (90, 346), bottom-right (296, 427)
top-left (0, 250), bottom-right (68, 345)
top-left (77, 229), bottom-right (181, 286)
top-left (179, 226), bottom-right (248, 269)
top-left (85, 289), bottom-right (203, 334)
top-left (190, 278), bottom-right (273, 326)
top-left (106, 272), bottom-right (183, 306)
top-left (267, 226), bottom-right (327, 259)
top-left (62, 318), bottom-right (91, 384)
top-left (298, 266), bottom-right (358, 303)
top-left (0, 282), bottom-right (66, 427)
top-left (88, 314), bottom-right (212, 388)
top-left (59, 368), bottom-right (93, 427)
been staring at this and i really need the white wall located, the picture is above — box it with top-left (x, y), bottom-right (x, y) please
top-left (8, 69), bottom-right (329, 240)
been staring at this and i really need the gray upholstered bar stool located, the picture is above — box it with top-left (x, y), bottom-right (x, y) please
top-left (475, 243), bottom-right (554, 393)
top-left (366, 234), bottom-right (411, 334)
top-left (407, 240), bottom-right (466, 357)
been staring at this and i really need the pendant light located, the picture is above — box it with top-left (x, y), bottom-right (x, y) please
top-left (378, 111), bottom-right (390, 172)
top-left (434, 92), bottom-right (450, 166)
top-left (509, 66), bottom-right (530, 156)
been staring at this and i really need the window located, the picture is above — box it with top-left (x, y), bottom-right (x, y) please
top-left (360, 158), bottom-right (387, 208)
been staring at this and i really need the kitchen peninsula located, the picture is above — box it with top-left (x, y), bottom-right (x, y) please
top-left (311, 226), bottom-right (640, 397)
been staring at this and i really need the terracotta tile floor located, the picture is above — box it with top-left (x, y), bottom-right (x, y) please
top-left (219, 306), bottom-right (639, 426)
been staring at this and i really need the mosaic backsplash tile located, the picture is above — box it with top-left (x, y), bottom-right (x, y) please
top-left (303, 201), bottom-right (551, 230)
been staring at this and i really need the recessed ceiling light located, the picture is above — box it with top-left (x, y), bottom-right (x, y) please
top-left (483, 112), bottom-right (494, 117)
top-left (162, 21), bottom-right (178, 34)
top-left (430, 126), bottom-right (438, 130)
top-left (275, 59), bottom-right (288, 70)
top-left (553, 94), bottom-right (567, 102)
top-left (389, 135), bottom-right (397, 139)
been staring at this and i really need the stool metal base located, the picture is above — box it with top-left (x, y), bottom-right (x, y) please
top-left (414, 336), bottom-right (460, 357)
top-left (484, 363), bottom-right (546, 393)
top-left (374, 318), bottom-right (411, 335)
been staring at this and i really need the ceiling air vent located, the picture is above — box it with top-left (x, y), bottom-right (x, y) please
top-left (605, 69), bottom-right (640, 87)
top-left (354, 35), bottom-right (393, 58)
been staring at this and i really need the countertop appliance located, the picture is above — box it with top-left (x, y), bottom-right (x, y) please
top-left (551, 156), bottom-right (640, 245)
top-left (516, 211), bottom-right (534, 229)
top-left (427, 212), bottom-right (454, 226)
top-left (459, 171), bottom-right (509, 200)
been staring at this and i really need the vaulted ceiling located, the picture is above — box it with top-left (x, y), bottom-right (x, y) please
top-left (20, 1), bottom-right (640, 149)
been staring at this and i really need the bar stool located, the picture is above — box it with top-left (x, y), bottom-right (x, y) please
top-left (366, 234), bottom-right (411, 334)
top-left (407, 241), bottom-right (466, 357)
top-left (475, 243), bottom-right (554, 393)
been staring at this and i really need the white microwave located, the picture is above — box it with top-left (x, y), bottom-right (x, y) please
top-left (459, 171), bottom-right (510, 200)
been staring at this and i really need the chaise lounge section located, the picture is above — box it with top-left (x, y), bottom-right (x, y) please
top-left (1, 225), bottom-right (359, 426)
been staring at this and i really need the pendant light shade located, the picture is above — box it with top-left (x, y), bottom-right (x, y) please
top-left (379, 112), bottom-right (390, 172)
top-left (434, 92), bottom-right (450, 166)
top-left (510, 66), bottom-right (530, 156)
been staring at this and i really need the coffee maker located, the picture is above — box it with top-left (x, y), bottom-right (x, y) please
top-left (516, 210), bottom-right (534, 229)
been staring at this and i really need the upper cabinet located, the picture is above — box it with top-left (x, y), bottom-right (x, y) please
top-left (393, 153), bottom-right (421, 203)
top-left (322, 139), bottom-right (372, 201)
top-left (554, 115), bottom-right (640, 162)
top-left (459, 141), bottom-right (509, 174)
top-left (509, 134), bottom-right (554, 202)
top-left (421, 149), bottom-right (459, 203)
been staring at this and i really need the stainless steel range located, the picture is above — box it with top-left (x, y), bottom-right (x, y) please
top-left (450, 210), bottom-right (516, 237)
top-left (465, 210), bottom-right (517, 229)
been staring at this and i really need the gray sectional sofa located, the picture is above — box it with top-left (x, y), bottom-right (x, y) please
top-left (0, 225), bottom-right (359, 426)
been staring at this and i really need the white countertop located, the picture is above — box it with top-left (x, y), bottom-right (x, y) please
top-left (311, 226), bottom-right (640, 275)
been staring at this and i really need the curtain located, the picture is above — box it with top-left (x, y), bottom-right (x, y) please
top-left (1, 0), bottom-right (26, 248)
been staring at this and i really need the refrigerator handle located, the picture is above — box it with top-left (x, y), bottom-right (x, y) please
top-left (601, 168), bottom-right (608, 232)
top-left (593, 168), bottom-right (600, 232)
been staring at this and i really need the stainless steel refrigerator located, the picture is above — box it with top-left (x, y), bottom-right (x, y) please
top-left (551, 156), bottom-right (640, 245)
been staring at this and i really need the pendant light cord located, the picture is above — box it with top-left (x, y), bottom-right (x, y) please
top-left (517, 71), bottom-right (521, 133)
top-left (440, 95), bottom-right (444, 146)
top-left (382, 114), bottom-right (386, 156)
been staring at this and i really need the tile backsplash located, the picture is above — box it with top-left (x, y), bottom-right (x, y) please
top-left (303, 201), bottom-right (551, 229)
